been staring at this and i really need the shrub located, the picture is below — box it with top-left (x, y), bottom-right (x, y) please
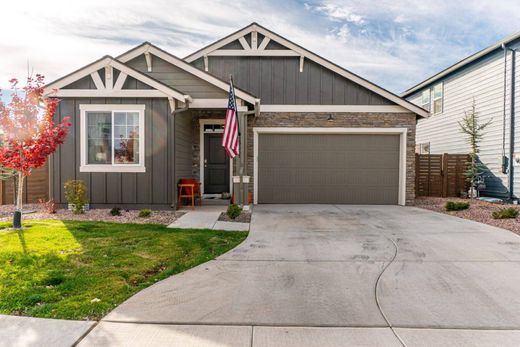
top-left (64, 180), bottom-right (87, 214)
top-left (39, 199), bottom-right (57, 214)
top-left (139, 208), bottom-right (152, 218)
top-left (492, 207), bottom-right (519, 219)
top-left (445, 201), bottom-right (470, 211)
top-left (110, 207), bottom-right (122, 216)
top-left (227, 204), bottom-right (242, 219)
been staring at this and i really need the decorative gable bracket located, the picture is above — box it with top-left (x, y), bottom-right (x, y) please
top-left (44, 56), bottom-right (189, 102)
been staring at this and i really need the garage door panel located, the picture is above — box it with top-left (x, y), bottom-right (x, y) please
top-left (258, 134), bottom-right (400, 204)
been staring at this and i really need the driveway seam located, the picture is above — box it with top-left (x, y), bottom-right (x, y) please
top-left (71, 321), bottom-right (99, 347)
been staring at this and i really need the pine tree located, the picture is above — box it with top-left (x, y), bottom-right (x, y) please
top-left (458, 100), bottom-right (491, 198)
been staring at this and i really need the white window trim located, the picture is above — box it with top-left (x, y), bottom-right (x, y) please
top-left (421, 90), bottom-right (431, 112)
top-left (432, 82), bottom-right (444, 114)
top-left (80, 104), bottom-right (146, 173)
top-left (253, 127), bottom-right (408, 206)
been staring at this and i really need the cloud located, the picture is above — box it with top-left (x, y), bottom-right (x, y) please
top-left (1, 0), bottom-right (519, 93)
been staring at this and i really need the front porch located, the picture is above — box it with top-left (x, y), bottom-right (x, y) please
top-left (174, 109), bottom-right (252, 209)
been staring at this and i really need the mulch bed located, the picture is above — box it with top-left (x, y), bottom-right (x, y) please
top-left (218, 211), bottom-right (251, 223)
top-left (0, 203), bottom-right (181, 225)
top-left (415, 197), bottom-right (520, 235)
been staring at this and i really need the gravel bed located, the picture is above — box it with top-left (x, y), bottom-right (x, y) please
top-left (0, 204), bottom-right (181, 225)
top-left (415, 197), bottom-right (520, 235)
top-left (218, 211), bottom-right (251, 223)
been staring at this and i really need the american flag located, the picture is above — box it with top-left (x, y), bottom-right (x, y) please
top-left (222, 78), bottom-right (239, 158)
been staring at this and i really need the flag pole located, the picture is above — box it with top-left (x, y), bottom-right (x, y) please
top-left (230, 75), bottom-right (244, 207)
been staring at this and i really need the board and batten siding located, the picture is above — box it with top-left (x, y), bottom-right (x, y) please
top-left (192, 56), bottom-right (394, 106)
top-left (126, 55), bottom-right (227, 99)
top-left (174, 111), bottom-right (194, 192)
top-left (51, 97), bottom-right (175, 208)
top-left (409, 40), bottom-right (520, 197)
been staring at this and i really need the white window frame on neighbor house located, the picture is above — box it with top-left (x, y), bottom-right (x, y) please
top-left (432, 82), bottom-right (443, 114)
top-left (80, 104), bottom-right (146, 173)
top-left (421, 89), bottom-right (431, 112)
top-left (253, 127), bottom-right (409, 206)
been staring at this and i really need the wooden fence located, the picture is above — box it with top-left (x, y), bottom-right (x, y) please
top-left (0, 163), bottom-right (49, 205)
top-left (416, 154), bottom-right (469, 197)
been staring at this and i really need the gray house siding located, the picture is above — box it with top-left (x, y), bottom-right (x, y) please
top-left (51, 97), bottom-right (174, 208)
top-left (174, 111), bottom-right (194, 193)
top-left (126, 55), bottom-right (227, 98)
top-left (192, 56), bottom-right (394, 105)
top-left (408, 40), bottom-right (520, 198)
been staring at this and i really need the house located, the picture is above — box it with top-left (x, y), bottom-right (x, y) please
top-left (402, 32), bottom-right (520, 199)
top-left (44, 23), bottom-right (427, 209)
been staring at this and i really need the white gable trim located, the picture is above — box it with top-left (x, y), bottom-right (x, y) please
top-left (184, 24), bottom-right (428, 118)
top-left (118, 44), bottom-right (258, 105)
top-left (44, 56), bottom-right (188, 102)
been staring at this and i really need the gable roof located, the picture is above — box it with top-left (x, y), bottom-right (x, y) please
top-left (402, 30), bottom-right (520, 98)
top-left (184, 22), bottom-right (428, 117)
top-left (44, 55), bottom-right (189, 101)
top-left (117, 42), bottom-right (258, 104)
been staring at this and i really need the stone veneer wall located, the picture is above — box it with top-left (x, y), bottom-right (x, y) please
top-left (246, 112), bottom-right (417, 205)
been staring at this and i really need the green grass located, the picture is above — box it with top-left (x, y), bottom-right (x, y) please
top-left (0, 220), bottom-right (247, 320)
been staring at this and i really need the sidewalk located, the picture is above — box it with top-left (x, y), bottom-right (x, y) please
top-left (0, 314), bottom-right (94, 347)
top-left (168, 206), bottom-right (249, 231)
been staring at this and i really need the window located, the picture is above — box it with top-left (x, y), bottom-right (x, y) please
top-left (421, 89), bottom-right (430, 112)
top-left (415, 143), bottom-right (430, 154)
top-left (432, 83), bottom-right (443, 114)
top-left (80, 105), bottom-right (145, 172)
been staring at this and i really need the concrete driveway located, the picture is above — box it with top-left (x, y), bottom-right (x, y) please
top-left (80, 205), bottom-right (520, 346)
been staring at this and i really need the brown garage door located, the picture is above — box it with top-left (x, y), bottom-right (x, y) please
top-left (257, 133), bottom-right (400, 204)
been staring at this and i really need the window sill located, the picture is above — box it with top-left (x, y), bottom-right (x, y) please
top-left (80, 165), bottom-right (146, 173)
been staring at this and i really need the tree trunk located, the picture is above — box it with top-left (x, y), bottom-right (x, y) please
top-left (13, 172), bottom-right (24, 229)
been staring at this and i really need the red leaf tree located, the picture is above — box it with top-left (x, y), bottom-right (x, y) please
top-left (0, 74), bottom-right (71, 228)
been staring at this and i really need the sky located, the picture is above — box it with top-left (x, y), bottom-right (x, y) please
top-left (1, 0), bottom-right (520, 94)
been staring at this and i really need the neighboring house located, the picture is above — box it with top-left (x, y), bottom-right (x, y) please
top-left (402, 32), bottom-right (520, 199)
top-left (44, 23), bottom-right (426, 209)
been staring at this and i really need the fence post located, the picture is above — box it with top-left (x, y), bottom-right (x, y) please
top-left (442, 153), bottom-right (449, 197)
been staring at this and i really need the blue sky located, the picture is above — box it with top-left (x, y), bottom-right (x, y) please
top-left (1, 0), bottom-right (519, 93)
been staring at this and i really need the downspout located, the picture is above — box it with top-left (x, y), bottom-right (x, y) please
top-left (509, 48), bottom-right (516, 200)
top-left (501, 44), bottom-right (517, 200)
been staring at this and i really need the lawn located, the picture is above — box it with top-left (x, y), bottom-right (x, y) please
top-left (0, 220), bottom-right (247, 320)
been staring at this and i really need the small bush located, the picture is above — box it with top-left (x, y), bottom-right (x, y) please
top-left (110, 207), bottom-right (122, 216)
top-left (39, 199), bottom-right (57, 214)
top-left (139, 208), bottom-right (152, 218)
top-left (492, 207), bottom-right (519, 219)
top-left (64, 180), bottom-right (88, 214)
top-left (227, 204), bottom-right (242, 219)
top-left (445, 201), bottom-right (470, 211)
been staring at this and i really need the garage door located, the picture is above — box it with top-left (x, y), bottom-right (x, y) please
top-left (257, 133), bottom-right (400, 204)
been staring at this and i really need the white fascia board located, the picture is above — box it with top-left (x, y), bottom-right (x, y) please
top-left (260, 105), bottom-right (410, 113)
top-left (54, 89), bottom-right (168, 98)
top-left (184, 24), bottom-right (428, 117)
top-left (118, 44), bottom-right (258, 105)
top-left (190, 98), bottom-right (248, 111)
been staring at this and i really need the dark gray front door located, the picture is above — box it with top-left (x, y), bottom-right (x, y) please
top-left (258, 134), bottom-right (400, 204)
top-left (204, 133), bottom-right (230, 194)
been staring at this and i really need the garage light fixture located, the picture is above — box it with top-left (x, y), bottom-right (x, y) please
top-left (327, 114), bottom-right (334, 122)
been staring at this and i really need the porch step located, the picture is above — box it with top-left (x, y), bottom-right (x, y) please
top-left (202, 198), bottom-right (230, 206)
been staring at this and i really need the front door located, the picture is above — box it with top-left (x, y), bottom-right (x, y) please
top-left (204, 133), bottom-right (230, 194)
